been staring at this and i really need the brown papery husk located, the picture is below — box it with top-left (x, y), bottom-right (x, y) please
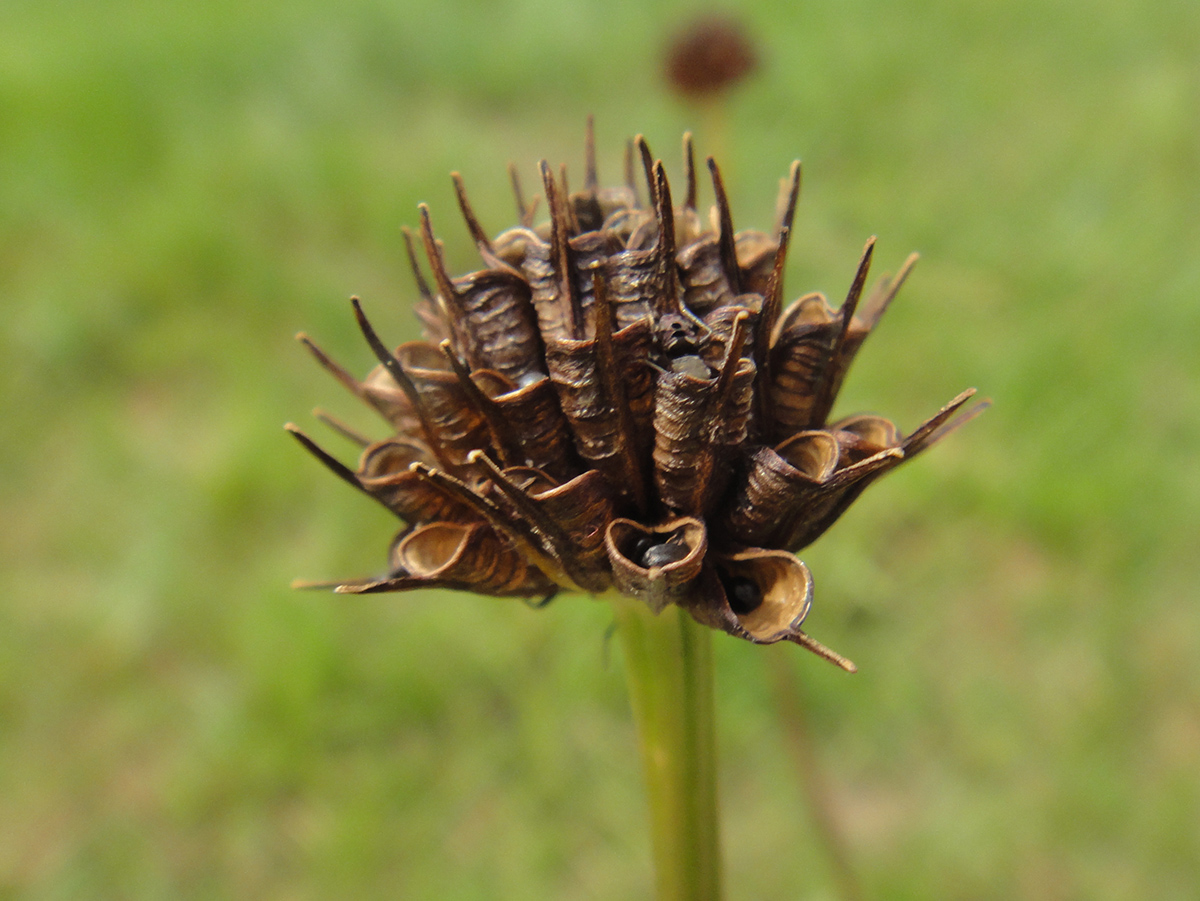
top-left (677, 234), bottom-right (738, 317)
top-left (543, 321), bottom-right (655, 500)
top-left (701, 298), bottom-right (761, 367)
top-left (358, 364), bottom-right (421, 434)
top-left (356, 439), bottom-right (480, 525)
top-left (486, 467), bottom-right (617, 593)
top-left (490, 226), bottom-right (541, 270)
top-left (392, 342), bottom-right (496, 468)
top-left (567, 229), bottom-right (624, 323)
top-left (521, 230), bottom-right (574, 345)
top-left (445, 268), bottom-right (546, 386)
top-left (480, 375), bottom-right (580, 483)
top-left (601, 244), bottom-right (669, 330)
top-left (733, 230), bottom-right (779, 298)
top-left (766, 293), bottom-right (841, 439)
top-left (781, 391), bottom-right (980, 552)
top-left (605, 517), bottom-right (708, 613)
top-left (392, 521), bottom-right (554, 596)
top-left (651, 357), bottom-right (755, 516)
top-left (780, 443), bottom-right (905, 552)
top-left (716, 548), bottom-right (814, 644)
top-left (719, 431), bottom-right (840, 548)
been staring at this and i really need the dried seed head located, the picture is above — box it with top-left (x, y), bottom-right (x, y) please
top-left (292, 127), bottom-right (987, 671)
top-left (664, 14), bottom-right (759, 101)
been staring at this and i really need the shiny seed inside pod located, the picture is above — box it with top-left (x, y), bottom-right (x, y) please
top-left (628, 533), bottom-right (691, 568)
top-left (721, 572), bottom-right (764, 615)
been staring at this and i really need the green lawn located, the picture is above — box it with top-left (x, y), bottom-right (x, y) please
top-left (3, 0), bottom-right (1198, 897)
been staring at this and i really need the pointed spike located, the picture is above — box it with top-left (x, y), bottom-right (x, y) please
top-left (752, 168), bottom-right (798, 432)
top-left (824, 445), bottom-right (905, 490)
top-left (437, 339), bottom-right (516, 468)
top-left (752, 222), bottom-right (791, 424)
top-left (787, 631), bottom-right (858, 673)
top-left (417, 204), bottom-right (460, 310)
top-left (758, 163), bottom-right (800, 351)
top-left (410, 460), bottom-right (572, 587)
top-left (509, 163), bottom-right (541, 227)
top-left (410, 461), bottom-right (505, 522)
top-left (540, 159), bottom-right (582, 338)
top-left (524, 194), bottom-right (541, 226)
top-left (756, 222), bottom-right (791, 354)
top-left (831, 238), bottom-right (878, 360)
top-left (558, 163), bottom-right (580, 233)
top-left (712, 311), bottom-right (749, 408)
top-left (584, 115), bottom-right (598, 190)
top-left (539, 160), bottom-right (562, 241)
top-left (334, 576), bottom-right (425, 595)
top-left (400, 227), bottom-right (434, 304)
top-left (653, 161), bottom-right (677, 265)
top-left (508, 162), bottom-right (529, 225)
top-left (591, 268), bottom-right (649, 513)
top-left (350, 297), bottom-right (409, 395)
top-left (413, 213), bottom-right (463, 352)
top-left (451, 172), bottom-right (492, 252)
top-left (350, 296), bottom-right (456, 472)
top-left (861, 251), bottom-right (919, 330)
top-left (635, 135), bottom-right (657, 206)
top-left (840, 236), bottom-right (876, 325)
top-left (807, 238), bottom-right (877, 428)
top-left (285, 423), bottom-right (366, 495)
top-left (296, 332), bottom-right (364, 399)
top-left (293, 577), bottom-right (365, 591)
top-left (312, 408), bottom-right (372, 447)
top-left (651, 160), bottom-right (685, 323)
top-left (682, 132), bottom-right (697, 210)
top-left (707, 156), bottom-right (742, 294)
top-left (913, 397), bottom-right (990, 452)
top-left (903, 388), bottom-right (982, 454)
top-left (466, 449), bottom-right (576, 560)
top-left (777, 160), bottom-right (802, 235)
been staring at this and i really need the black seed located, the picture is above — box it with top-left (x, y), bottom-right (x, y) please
top-left (723, 574), bottom-right (763, 615)
top-left (626, 533), bottom-right (657, 564)
top-left (640, 542), bottom-right (689, 568)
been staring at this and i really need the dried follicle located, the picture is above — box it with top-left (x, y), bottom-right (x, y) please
top-left (292, 127), bottom-right (987, 671)
top-left (605, 516), bottom-right (709, 613)
top-left (714, 548), bottom-right (813, 643)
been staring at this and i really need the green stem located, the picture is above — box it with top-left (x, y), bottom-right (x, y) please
top-left (611, 597), bottom-right (722, 901)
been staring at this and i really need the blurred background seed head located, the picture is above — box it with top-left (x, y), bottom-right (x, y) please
top-left (664, 12), bottom-right (759, 100)
top-left (2, 0), bottom-right (1198, 898)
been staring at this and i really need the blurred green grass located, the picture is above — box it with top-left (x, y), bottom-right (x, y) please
top-left (2, 0), bottom-right (1198, 897)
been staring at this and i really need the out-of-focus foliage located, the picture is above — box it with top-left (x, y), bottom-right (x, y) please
top-left (2, 0), bottom-right (1197, 897)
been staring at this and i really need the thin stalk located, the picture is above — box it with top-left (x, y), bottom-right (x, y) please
top-left (767, 646), bottom-right (863, 901)
top-left (610, 596), bottom-right (722, 901)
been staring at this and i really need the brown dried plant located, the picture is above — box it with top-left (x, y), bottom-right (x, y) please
top-left (664, 14), bottom-right (759, 100)
top-left (289, 123), bottom-right (985, 672)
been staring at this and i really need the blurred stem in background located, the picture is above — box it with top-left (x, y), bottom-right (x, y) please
top-left (611, 597), bottom-right (722, 901)
top-left (767, 648), bottom-right (864, 901)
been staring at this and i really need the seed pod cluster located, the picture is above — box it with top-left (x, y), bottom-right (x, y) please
top-left (290, 124), bottom-right (985, 671)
